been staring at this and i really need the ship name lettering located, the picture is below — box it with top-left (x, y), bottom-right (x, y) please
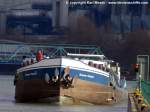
top-left (79, 73), bottom-right (94, 78)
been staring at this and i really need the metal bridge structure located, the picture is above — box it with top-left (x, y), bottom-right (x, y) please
top-left (0, 40), bottom-right (103, 64)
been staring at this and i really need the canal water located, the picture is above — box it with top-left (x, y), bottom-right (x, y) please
top-left (0, 75), bottom-right (128, 112)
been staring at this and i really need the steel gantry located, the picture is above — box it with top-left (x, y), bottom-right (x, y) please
top-left (0, 41), bottom-right (103, 63)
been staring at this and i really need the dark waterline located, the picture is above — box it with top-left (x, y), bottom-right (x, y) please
top-left (0, 75), bottom-right (129, 112)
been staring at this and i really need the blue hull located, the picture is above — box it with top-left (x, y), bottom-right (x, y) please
top-left (14, 58), bottom-right (125, 104)
top-left (19, 66), bottom-right (110, 85)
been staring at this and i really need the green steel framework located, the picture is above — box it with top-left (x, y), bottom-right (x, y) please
top-left (0, 42), bottom-right (103, 62)
top-left (141, 80), bottom-right (150, 104)
top-left (137, 55), bottom-right (150, 104)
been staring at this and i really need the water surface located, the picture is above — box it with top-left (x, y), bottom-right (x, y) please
top-left (0, 75), bottom-right (128, 112)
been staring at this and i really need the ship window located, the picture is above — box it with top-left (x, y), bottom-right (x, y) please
top-left (96, 64), bottom-right (99, 69)
top-left (98, 64), bottom-right (103, 69)
top-left (88, 61), bottom-right (93, 67)
top-left (88, 61), bottom-right (91, 65)
top-left (94, 63), bottom-right (97, 68)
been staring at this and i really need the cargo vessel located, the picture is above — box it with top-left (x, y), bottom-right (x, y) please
top-left (14, 52), bottom-right (126, 104)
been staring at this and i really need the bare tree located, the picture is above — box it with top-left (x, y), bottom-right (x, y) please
top-left (67, 15), bottom-right (98, 44)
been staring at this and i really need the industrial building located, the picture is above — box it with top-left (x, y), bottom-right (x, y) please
top-left (68, 1), bottom-right (150, 34)
top-left (0, 0), bottom-right (68, 35)
top-left (0, 0), bottom-right (150, 35)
